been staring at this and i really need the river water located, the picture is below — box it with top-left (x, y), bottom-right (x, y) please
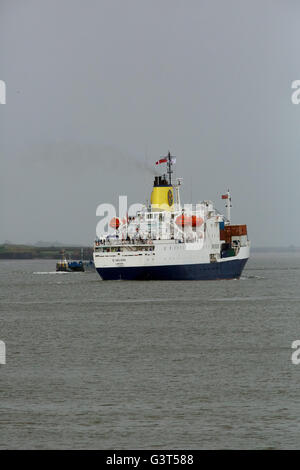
top-left (0, 253), bottom-right (300, 449)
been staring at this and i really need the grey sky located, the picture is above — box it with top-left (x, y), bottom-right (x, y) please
top-left (1, 0), bottom-right (299, 246)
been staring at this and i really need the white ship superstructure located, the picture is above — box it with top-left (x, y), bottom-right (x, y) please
top-left (93, 153), bottom-right (250, 280)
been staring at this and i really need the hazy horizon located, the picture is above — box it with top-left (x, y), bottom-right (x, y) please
top-left (1, 0), bottom-right (300, 246)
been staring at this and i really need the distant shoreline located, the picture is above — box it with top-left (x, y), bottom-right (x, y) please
top-left (0, 243), bottom-right (299, 260)
top-left (0, 244), bottom-right (93, 260)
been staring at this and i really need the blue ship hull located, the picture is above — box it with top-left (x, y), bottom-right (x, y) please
top-left (96, 258), bottom-right (248, 281)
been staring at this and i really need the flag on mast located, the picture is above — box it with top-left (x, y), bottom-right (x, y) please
top-left (155, 158), bottom-right (168, 165)
top-left (222, 194), bottom-right (228, 199)
top-left (155, 157), bottom-right (176, 165)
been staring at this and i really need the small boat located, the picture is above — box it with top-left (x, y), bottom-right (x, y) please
top-left (56, 249), bottom-right (95, 273)
top-left (56, 251), bottom-right (71, 272)
top-left (68, 260), bottom-right (84, 272)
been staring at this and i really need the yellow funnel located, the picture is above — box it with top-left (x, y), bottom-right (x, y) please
top-left (151, 184), bottom-right (174, 212)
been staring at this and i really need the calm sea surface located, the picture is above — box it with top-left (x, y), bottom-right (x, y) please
top-left (0, 253), bottom-right (300, 449)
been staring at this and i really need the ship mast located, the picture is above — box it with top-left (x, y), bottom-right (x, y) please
top-left (226, 189), bottom-right (232, 223)
top-left (166, 151), bottom-right (175, 185)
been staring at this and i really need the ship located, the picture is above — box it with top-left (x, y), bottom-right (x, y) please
top-left (93, 153), bottom-right (250, 280)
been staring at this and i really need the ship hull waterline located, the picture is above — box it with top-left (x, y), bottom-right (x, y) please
top-left (95, 257), bottom-right (248, 281)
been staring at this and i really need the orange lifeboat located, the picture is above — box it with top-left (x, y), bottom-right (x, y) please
top-left (175, 215), bottom-right (204, 227)
top-left (109, 217), bottom-right (121, 229)
top-left (191, 216), bottom-right (204, 227)
top-left (175, 215), bottom-right (193, 227)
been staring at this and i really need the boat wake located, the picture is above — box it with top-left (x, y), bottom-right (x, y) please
top-left (33, 271), bottom-right (69, 275)
top-left (240, 275), bottom-right (265, 280)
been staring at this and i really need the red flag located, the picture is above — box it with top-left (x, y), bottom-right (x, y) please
top-left (222, 194), bottom-right (228, 199)
top-left (156, 158), bottom-right (168, 165)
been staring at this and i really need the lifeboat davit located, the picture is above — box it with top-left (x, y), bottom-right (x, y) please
top-left (175, 215), bottom-right (204, 227)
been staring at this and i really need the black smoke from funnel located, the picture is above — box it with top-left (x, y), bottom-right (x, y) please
top-left (20, 139), bottom-right (161, 177)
